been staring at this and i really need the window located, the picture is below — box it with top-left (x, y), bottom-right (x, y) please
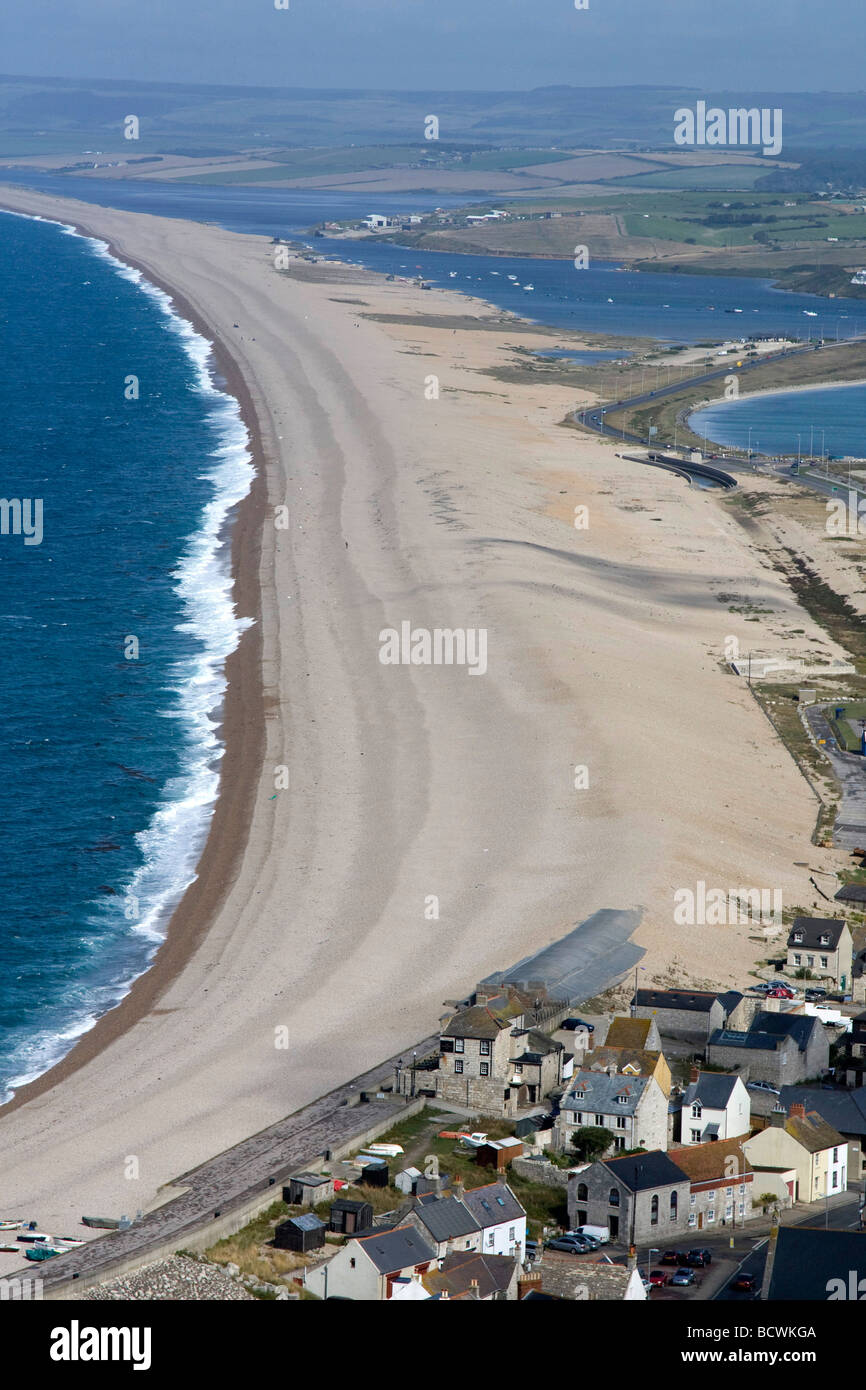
top-left (487, 1232), bottom-right (495, 1248)
top-left (690, 1130), bottom-right (701, 1143)
top-left (794, 954), bottom-right (801, 965)
top-left (350, 1257), bottom-right (356, 1268)
top-left (793, 931), bottom-right (804, 943)
top-left (739, 1184), bottom-right (745, 1195)
top-left (819, 935), bottom-right (830, 947)
top-left (707, 1190), bottom-right (716, 1201)
top-left (833, 1147), bottom-right (839, 1164)
top-left (577, 1183), bottom-right (588, 1202)
top-left (739, 1202), bottom-right (745, 1215)
top-left (575, 1112), bottom-right (584, 1124)
top-left (690, 1193), bottom-right (696, 1206)
top-left (670, 1192), bottom-right (678, 1220)
top-left (595, 1114), bottom-right (605, 1126)
top-left (688, 1214), bottom-right (697, 1227)
top-left (480, 1040), bottom-right (491, 1056)
top-left (807, 955), bottom-right (814, 966)
top-left (573, 1089), bottom-right (584, 1101)
top-left (691, 1103), bottom-right (702, 1119)
top-left (480, 1063), bottom-right (489, 1077)
top-left (454, 1060), bottom-right (464, 1074)
top-left (440, 1039), bottom-right (454, 1053)
top-left (821, 956), bottom-right (828, 969)
top-left (707, 1209), bottom-right (715, 1223)
top-left (726, 1186), bottom-right (733, 1196)
top-left (454, 1038), bottom-right (464, 1054)
top-left (650, 1195), bottom-right (659, 1226)
top-left (616, 1094), bottom-right (628, 1105)
top-left (609, 1188), bottom-right (620, 1207)
top-left (616, 1116), bottom-right (627, 1129)
top-left (508, 1227), bottom-right (515, 1241)
top-left (614, 1137), bottom-right (626, 1151)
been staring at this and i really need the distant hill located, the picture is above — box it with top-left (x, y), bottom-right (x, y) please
top-left (2, 76), bottom-right (866, 158)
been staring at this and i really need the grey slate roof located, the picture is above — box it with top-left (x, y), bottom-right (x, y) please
top-left (778, 1085), bottom-right (866, 1138)
top-left (767, 1227), bottom-right (866, 1300)
top-left (461, 1182), bottom-right (525, 1229)
top-left (562, 1070), bottom-right (650, 1117)
top-left (684, 1072), bottom-right (741, 1110)
top-left (354, 1225), bottom-right (437, 1274)
top-left (711, 1011), bottom-right (818, 1054)
top-left (834, 883), bottom-right (866, 903)
top-left (603, 1151), bottom-right (688, 1193)
top-left (635, 988), bottom-right (719, 1013)
top-left (286, 1212), bottom-right (325, 1233)
top-left (412, 1195), bottom-right (480, 1243)
top-left (787, 916), bottom-right (847, 950)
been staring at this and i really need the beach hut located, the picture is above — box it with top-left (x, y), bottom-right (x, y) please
top-left (476, 1137), bottom-right (524, 1172)
top-left (283, 1172), bottom-right (334, 1208)
top-left (329, 1198), bottom-right (373, 1235)
top-left (274, 1213), bottom-right (326, 1254)
top-left (359, 1159), bottom-right (389, 1188)
top-left (394, 1166), bottom-right (423, 1196)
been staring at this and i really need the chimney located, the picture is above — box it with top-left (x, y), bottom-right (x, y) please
top-left (453, 1177), bottom-right (465, 1203)
top-left (690, 1065), bottom-right (700, 1083)
top-left (789, 1103), bottom-right (806, 1120)
top-left (607, 1063), bottom-right (618, 1076)
top-left (518, 1271), bottom-right (542, 1299)
top-left (770, 1109), bottom-right (786, 1127)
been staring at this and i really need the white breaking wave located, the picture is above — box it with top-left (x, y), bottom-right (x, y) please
top-left (0, 210), bottom-right (255, 1100)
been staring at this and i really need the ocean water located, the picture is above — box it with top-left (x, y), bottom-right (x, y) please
top-left (0, 210), bottom-right (252, 1100)
top-left (690, 382), bottom-right (866, 458)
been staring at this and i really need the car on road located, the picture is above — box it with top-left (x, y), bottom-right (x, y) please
top-left (805, 988), bottom-right (829, 1002)
top-left (560, 1018), bottom-right (595, 1033)
top-left (669, 1268), bottom-right (697, 1287)
top-left (660, 1250), bottom-right (689, 1266)
top-left (545, 1235), bottom-right (594, 1254)
top-left (648, 1269), bottom-right (668, 1287)
top-left (747, 1079), bottom-right (780, 1094)
top-left (524, 1239), bottom-right (539, 1259)
top-left (729, 1273), bottom-right (758, 1294)
top-left (687, 1249), bottom-right (713, 1268)
top-left (767, 986), bottom-right (795, 999)
top-left (564, 1230), bottom-right (601, 1249)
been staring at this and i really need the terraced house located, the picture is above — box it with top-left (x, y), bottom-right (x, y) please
top-left (668, 1137), bottom-right (754, 1230)
top-left (556, 1067), bottom-right (668, 1156)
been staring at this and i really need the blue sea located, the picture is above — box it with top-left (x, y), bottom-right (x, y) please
top-left (691, 383), bottom-right (866, 459)
top-left (0, 174), bottom-right (864, 1100)
top-left (0, 210), bottom-right (252, 1101)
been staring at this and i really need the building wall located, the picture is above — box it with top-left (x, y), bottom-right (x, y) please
top-left (477, 1216), bottom-right (527, 1258)
top-left (787, 929), bottom-right (853, 989)
top-left (556, 1076), bottom-right (669, 1157)
top-left (742, 1127), bottom-right (843, 1204)
top-left (633, 1003), bottom-right (723, 1043)
top-left (567, 1163), bottom-right (691, 1243)
top-left (304, 1245), bottom-right (381, 1300)
top-left (687, 1175), bottom-right (754, 1230)
top-left (707, 1033), bottom-right (829, 1088)
top-left (680, 1080), bottom-right (751, 1145)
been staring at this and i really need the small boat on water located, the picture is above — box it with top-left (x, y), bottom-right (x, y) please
top-left (523, 284), bottom-right (535, 291)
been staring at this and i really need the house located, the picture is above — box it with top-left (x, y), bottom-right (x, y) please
top-left (304, 1225), bottom-right (437, 1300)
top-left (776, 1084), bottom-right (866, 1179)
top-left (743, 1104), bottom-right (847, 1205)
top-left (632, 988), bottom-right (748, 1044)
top-left (707, 1010), bottom-right (830, 1087)
top-left (667, 1137), bottom-right (754, 1230)
top-left (536, 1251), bottom-right (647, 1301)
top-left (764, 1226), bottom-right (866, 1300)
top-left (423, 1250), bottom-right (520, 1301)
top-left (604, 1016), bottom-right (662, 1051)
top-left (401, 1179), bottom-right (528, 1260)
top-left (434, 997), bottom-right (563, 1115)
top-left (568, 1151), bottom-right (691, 1244)
top-left (833, 1011), bottom-right (866, 1089)
top-left (672, 1069), bottom-right (751, 1145)
top-left (587, 1045), bottom-right (672, 1099)
top-left (786, 917), bottom-right (853, 991)
top-left (556, 1069), bottom-right (669, 1156)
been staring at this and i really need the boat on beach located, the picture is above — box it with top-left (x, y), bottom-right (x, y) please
top-left (0, 1220), bottom-right (21, 1231)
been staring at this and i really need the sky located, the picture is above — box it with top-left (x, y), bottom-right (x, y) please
top-left (1, 0), bottom-right (864, 92)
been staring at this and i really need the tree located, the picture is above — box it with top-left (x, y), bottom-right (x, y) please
top-left (758, 1191), bottom-right (779, 1214)
top-left (571, 1126), bottom-right (612, 1162)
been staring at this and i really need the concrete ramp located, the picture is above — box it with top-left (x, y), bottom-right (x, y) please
top-left (478, 908), bottom-right (644, 1004)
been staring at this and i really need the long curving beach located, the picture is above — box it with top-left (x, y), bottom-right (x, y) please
top-left (0, 186), bottom-right (843, 1246)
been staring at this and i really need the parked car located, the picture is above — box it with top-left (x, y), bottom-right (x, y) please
top-left (767, 986), bottom-right (795, 999)
top-left (661, 1250), bottom-right (689, 1266)
top-left (687, 1249), bottom-right (713, 1267)
top-left (545, 1235), bottom-right (593, 1254)
top-left (524, 1239), bottom-right (539, 1259)
top-left (648, 1269), bottom-right (668, 1287)
top-left (669, 1268), bottom-right (697, 1287)
top-left (729, 1272), bottom-right (758, 1293)
top-left (568, 1224), bottom-right (608, 1245)
top-left (560, 1018), bottom-right (595, 1033)
top-left (747, 1079), bottom-right (780, 1094)
top-left (805, 988), bottom-right (829, 1002)
top-left (751, 982), bottom-right (773, 994)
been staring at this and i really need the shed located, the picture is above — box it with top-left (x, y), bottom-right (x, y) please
top-left (476, 1137), bottom-right (524, 1171)
top-left (283, 1172), bottom-right (335, 1207)
top-left (329, 1198), bottom-right (374, 1235)
top-left (359, 1160), bottom-right (389, 1188)
top-left (274, 1212), bottom-right (326, 1253)
top-left (395, 1167), bottom-right (423, 1195)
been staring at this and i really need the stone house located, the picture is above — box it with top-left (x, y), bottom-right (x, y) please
top-left (434, 999), bottom-right (563, 1115)
top-left (743, 1104), bottom-right (847, 1205)
top-left (604, 1016), bottom-right (662, 1051)
top-left (671, 1069), bottom-right (751, 1145)
top-left (667, 1137), bottom-right (754, 1231)
top-left (556, 1068), bottom-right (669, 1157)
top-left (586, 1045), bottom-right (672, 1100)
top-left (786, 917), bottom-right (853, 991)
top-left (707, 1011), bottom-right (830, 1088)
top-left (401, 1179), bottom-right (528, 1260)
top-left (568, 1151), bottom-right (691, 1244)
top-left (632, 988), bottom-right (748, 1044)
top-left (304, 1224), bottom-right (437, 1300)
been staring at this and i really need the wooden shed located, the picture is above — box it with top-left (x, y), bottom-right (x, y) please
top-left (274, 1212), bottom-right (326, 1253)
top-left (359, 1159), bottom-right (389, 1188)
top-left (476, 1137), bottom-right (524, 1171)
top-left (329, 1198), bottom-right (374, 1235)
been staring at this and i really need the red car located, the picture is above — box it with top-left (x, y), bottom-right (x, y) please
top-left (730, 1273), bottom-right (758, 1293)
top-left (767, 986), bottom-right (794, 998)
top-left (648, 1269), bottom-right (668, 1287)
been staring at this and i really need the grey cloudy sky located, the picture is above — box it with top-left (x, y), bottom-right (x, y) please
top-left (2, 0), bottom-right (863, 90)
